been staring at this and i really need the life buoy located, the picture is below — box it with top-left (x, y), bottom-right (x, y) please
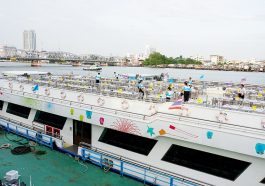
top-left (45, 88), bottom-right (51, 96)
top-left (97, 97), bottom-right (105, 106)
top-left (60, 91), bottom-right (66, 99)
top-left (180, 107), bottom-right (190, 117)
top-left (8, 82), bottom-right (13, 89)
top-left (121, 100), bottom-right (129, 110)
top-left (77, 93), bottom-right (84, 102)
top-left (149, 104), bottom-right (157, 114)
top-left (216, 111), bottom-right (228, 123)
top-left (19, 84), bottom-right (24, 91)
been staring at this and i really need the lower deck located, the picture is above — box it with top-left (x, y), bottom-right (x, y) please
top-left (0, 131), bottom-right (144, 186)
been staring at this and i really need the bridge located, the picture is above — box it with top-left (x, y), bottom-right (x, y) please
top-left (0, 57), bottom-right (119, 66)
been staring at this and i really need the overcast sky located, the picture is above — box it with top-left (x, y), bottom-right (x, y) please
top-left (0, 0), bottom-right (265, 59)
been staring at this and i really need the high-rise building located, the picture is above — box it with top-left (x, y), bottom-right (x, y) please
top-left (23, 30), bottom-right (36, 51)
top-left (210, 55), bottom-right (224, 64)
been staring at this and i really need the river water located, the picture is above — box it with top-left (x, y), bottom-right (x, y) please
top-left (0, 62), bottom-right (264, 85)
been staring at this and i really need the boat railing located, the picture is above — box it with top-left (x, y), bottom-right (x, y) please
top-left (79, 142), bottom-right (213, 186)
top-left (1, 82), bottom-right (265, 135)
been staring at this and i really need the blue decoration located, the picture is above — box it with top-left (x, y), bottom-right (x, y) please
top-left (199, 75), bottom-right (205, 79)
top-left (32, 84), bottom-right (39, 92)
top-left (207, 131), bottom-right (213, 139)
top-left (47, 102), bottom-right (53, 110)
top-left (255, 143), bottom-right (265, 155)
top-left (147, 126), bottom-right (155, 136)
top-left (86, 111), bottom-right (92, 119)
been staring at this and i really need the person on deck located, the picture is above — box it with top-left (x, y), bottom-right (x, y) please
top-left (95, 73), bottom-right (101, 84)
top-left (166, 87), bottom-right (174, 101)
top-left (137, 80), bottom-right (145, 99)
top-left (182, 81), bottom-right (191, 102)
top-left (188, 77), bottom-right (193, 87)
top-left (114, 72), bottom-right (118, 80)
top-left (238, 84), bottom-right (246, 100)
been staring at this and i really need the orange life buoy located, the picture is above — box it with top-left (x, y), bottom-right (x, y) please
top-left (60, 91), bottom-right (66, 99)
top-left (45, 88), bottom-right (51, 96)
top-left (77, 93), bottom-right (84, 102)
top-left (97, 97), bottom-right (105, 106)
top-left (216, 111), bottom-right (228, 123)
top-left (121, 100), bottom-right (129, 110)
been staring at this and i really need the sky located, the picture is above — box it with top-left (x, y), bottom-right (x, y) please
top-left (0, 0), bottom-right (265, 59)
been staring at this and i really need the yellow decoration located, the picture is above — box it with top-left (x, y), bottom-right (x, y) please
top-left (263, 90), bottom-right (265, 93)
top-left (258, 93), bottom-right (263, 98)
top-left (117, 88), bottom-right (123, 93)
top-left (252, 105), bottom-right (257, 111)
top-left (156, 94), bottom-right (161, 98)
top-left (235, 96), bottom-right (240, 101)
top-left (148, 88), bottom-right (153, 91)
top-left (197, 98), bottom-right (203, 104)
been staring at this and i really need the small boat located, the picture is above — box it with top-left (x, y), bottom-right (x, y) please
top-left (83, 65), bottom-right (102, 71)
top-left (31, 60), bottom-right (41, 67)
top-left (1, 170), bottom-right (26, 186)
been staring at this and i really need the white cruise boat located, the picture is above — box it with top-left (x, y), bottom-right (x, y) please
top-left (0, 72), bottom-right (265, 186)
top-left (83, 65), bottom-right (102, 71)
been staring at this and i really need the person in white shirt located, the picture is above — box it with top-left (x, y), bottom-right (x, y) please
top-left (95, 73), bottom-right (101, 84)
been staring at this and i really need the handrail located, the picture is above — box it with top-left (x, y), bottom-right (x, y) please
top-left (1, 85), bottom-right (265, 136)
top-left (79, 142), bottom-right (213, 186)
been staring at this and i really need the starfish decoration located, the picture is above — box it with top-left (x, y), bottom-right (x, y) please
top-left (147, 126), bottom-right (155, 136)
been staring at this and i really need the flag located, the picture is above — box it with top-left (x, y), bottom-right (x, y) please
top-left (241, 78), bottom-right (246, 84)
top-left (169, 99), bottom-right (182, 109)
top-left (199, 75), bottom-right (204, 79)
top-left (32, 84), bottom-right (39, 92)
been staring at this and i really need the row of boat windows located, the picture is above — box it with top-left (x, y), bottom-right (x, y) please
top-left (0, 101), bottom-right (260, 182)
top-left (4, 102), bottom-right (66, 129)
top-left (0, 100), bottom-right (3, 110)
top-left (99, 128), bottom-right (251, 181)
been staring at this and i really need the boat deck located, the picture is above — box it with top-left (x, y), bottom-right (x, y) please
top-left (0, 131), bottom-right (143, 186)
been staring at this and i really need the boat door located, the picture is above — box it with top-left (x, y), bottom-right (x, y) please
top-left (73, 120), bottom-right (91, 145)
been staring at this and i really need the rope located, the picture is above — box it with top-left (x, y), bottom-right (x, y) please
top-left (11, 146), bottom-right (31, 155)
top-left (0, 143), bottom-right (11, 149)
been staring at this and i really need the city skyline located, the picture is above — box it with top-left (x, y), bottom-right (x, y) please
top-left (0, 0), bottom-right (265, 60)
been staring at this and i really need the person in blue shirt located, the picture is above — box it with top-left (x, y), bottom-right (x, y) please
top-left (166, 87), bottom-right (174, 101)
top-left (182, 81), bottom-right (191, 102)
top-left (96, 73), bottom-right (101, 84)
top-left (137, 80), bottom-right (144, 99)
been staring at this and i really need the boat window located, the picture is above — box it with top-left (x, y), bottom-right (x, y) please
top-left (261, 177), bottom-right (265, 184)
top-left (162, 144), bottom-right (251, 181)
top-left (99, 128), bottom-right (157, 156)
top-left (34, 110), bottom-right (66, 129)
top-left (6, 103), bottom-right (31, 119)
top-left (0, 100), bottom-right (3, 110)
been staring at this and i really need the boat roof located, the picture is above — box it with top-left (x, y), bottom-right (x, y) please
top-left (2, 71), bottom-right (48, 77)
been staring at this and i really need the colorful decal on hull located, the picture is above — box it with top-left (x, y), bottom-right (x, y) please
top-left (255, 143), bottom-right (265, 155)
top-left (22, 97), bottom-right (39, 108)
top-left (70, 108), bottom-right (74, 115)
top-left (46, 102), bottom-right (53, 110)
top-left (99, 117), bottom-right (104, 125)
top-left (169, 124), bottom-right (198, 138)
top-left (207, 131), bottom-right (213, 139)
top-left (79, 115), bottom-right (84, 121)
top-left (86, 111), bottom-right (92, 119)
top-left (111, 119), bottom-right (141, 135)
top-left (147, 126), bottom-right (155, 136)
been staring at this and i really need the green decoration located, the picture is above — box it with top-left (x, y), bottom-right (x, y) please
top-left (79, 115), bottom-right (84, 121)
top-left (70, 108), bottom-right (74, 115)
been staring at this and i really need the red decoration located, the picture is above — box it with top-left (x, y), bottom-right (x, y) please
top-left (99, 117), bottom-right (104, 125)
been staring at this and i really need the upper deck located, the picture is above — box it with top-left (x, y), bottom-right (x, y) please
top-left (1, 73), bottom-right (265, 161)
